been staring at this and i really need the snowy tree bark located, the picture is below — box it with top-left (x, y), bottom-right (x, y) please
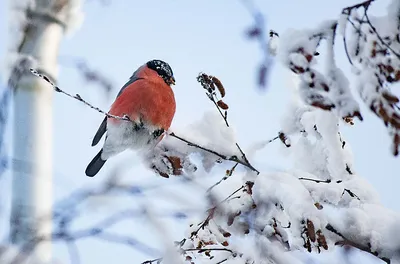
top-left (8, 0), bottom-right (81, 262)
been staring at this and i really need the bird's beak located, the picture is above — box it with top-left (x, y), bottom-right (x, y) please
top-left (169, 77), bottom-right (176, 85)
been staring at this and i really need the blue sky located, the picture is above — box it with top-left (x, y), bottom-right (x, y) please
top-left (1, 0), bottom-right (399, 263)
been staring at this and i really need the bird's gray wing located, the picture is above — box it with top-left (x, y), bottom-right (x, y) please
top-left (91, 66), bottom-right (145, 147)
top-left (116, 65), bottom-right (145, 98)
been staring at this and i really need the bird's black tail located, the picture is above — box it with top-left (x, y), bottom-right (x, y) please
top-left (85, 149), bottom-right (107, 177)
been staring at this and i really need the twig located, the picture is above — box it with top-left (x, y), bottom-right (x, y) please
top-left (190, 185), bottom-right (245, 238)
top-left (342, 188), bottom-right (361, 200)
top-left (363, 9), bottom-right (400, 59)
top-left (342, 0), bottom-right (374, 13)
top-left (141, 258), bottom-right (163, 264)
top-left (220, 185), bottom-right (246, 204)
top-left (184, 247), bottom-right (234, 253)
top-left (208, 93), bottom-right (230, 127)
top-left (343, 32), bottom-right (354, 66)
top-left (206, 163), bottom-right (239, 193)
top-left (299, 177), bottom-right (342, 184)
top-left (169, 132), bottom-right (259, 174)
top-left (29, 68), bottom-right (130, 121)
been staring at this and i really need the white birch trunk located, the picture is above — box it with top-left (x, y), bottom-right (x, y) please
top-left (9, 1), bottom-right (70, 262)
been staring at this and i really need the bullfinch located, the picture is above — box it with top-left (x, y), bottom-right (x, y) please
top-left (85, 59), bottom-right (176, 177)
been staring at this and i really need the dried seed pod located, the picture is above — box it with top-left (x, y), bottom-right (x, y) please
top-left (382, 90), bottom-right (400, 103)
top-left (217, 100), bottom-right (229, 110)
top-left (211, 76), bottom-right (225, 97)
top-left (314, 202), bottom-right (323, 210)
top-left (306, 219), bottom-right (316, 242)
top-left (395, 70), bottom-right (400, 81)
top-left (316, 230), bottom-right (328, 250)
top-left (311, 101), bottom-right (335, 111)
top-left (343, 116), bottom-right (354, 125)
top-left (278, 132), bottom-right (291, 147)
top-left (320, 82), bottom-right (329, 92)
top-left (166, 156), bottom-right (183, 175)
top-left (387, 65), bottom-right (394, 73)
top-left (305, 53), bottom-right (313, 62)
top-left (223, 231), bottom-right (231, 237)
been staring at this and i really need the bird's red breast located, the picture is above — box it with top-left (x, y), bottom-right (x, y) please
top-left (108, 66), bottom-right (176, 130)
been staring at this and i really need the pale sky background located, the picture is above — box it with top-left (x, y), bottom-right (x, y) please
top-left (1, 0), bottom-right (399, 263)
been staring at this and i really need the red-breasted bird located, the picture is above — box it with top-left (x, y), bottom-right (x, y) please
top-left (85, 59), bottom-right (176, 177)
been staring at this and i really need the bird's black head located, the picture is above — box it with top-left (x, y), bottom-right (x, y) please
top-left (146, 59), bottom-right (175, 86)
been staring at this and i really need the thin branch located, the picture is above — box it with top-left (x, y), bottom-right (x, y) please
top-left (343, 32), bottom-right (354, 65)
top-left (169, 132), bottom-right (259, 174)
top-left (29, 69), bottom-right (129, 121)
top-left (184, 247), bottom-right (234, 253)
top-left (141, 258), bottom-right (163, 264)
top-left (342, 188), bottom-right (361, 200)
top-left (299, 177), bottom-right (342, 184)
top-left (208, 93), bottom-right (230, 127)
top-left (206, 163), bottom-right (239, 193)
top-left (363, 9), bottom-right (400, 59)
top-left (342, 0), bottom-right (374, 13)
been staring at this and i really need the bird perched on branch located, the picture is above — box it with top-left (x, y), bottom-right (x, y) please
top-left (85, 59), bottom-right (176, 177)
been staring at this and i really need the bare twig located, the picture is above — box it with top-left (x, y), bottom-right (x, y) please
top-left (169, 133), bottom-right (259, 174)
top-left (30, 68), bottom-right (130, 121)
top-left (299, 177), bottom-right (342, 184)
top-left (206, 163), bottom-right (239, 193)
top-left (363, 9), bottom-right (400, 59)
top-left (141, 258), bottom-right (163, 264)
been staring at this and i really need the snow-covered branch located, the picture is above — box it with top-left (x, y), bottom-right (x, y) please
top-left (269, 0), bottom-right (400, 157)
